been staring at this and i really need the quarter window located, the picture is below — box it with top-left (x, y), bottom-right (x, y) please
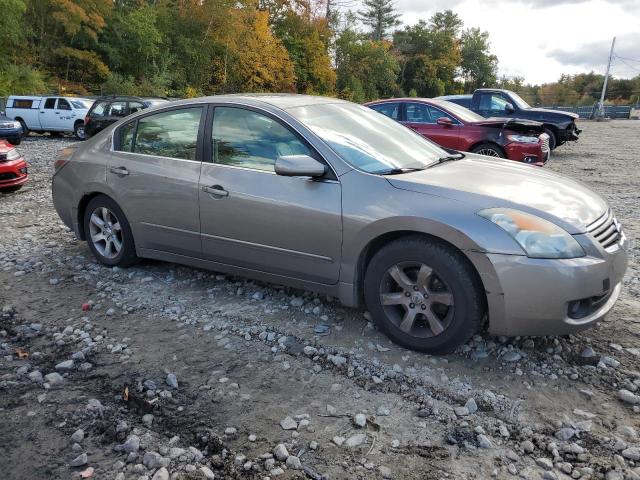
top-left (128, 102), bottom-right (145, 114)
top-left (13, 99), bottom-right (33, 108)
top-left (369, 102), bottom-right (400, 120)
top-left (119, 121), bottom-right (135, 152)
top-left (212, 107), bottom-right (311, 172)
top-left (133, 107), bottom-right (202, 160)
top-left (90, 101), bottom-right (107, 117)
top-left (58, 98), bottom-right (71, 110)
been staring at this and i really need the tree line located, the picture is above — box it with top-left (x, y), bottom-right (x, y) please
top-left (1, 0), bottom-right (638, 106)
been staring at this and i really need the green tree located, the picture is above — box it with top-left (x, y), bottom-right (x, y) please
top-left (358, 0), bottom-right (401, 41)
top-left (460, 27), bottom-right (497, 92)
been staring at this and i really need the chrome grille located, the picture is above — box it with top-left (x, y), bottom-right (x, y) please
top-left (587, 209), bottom-right (622, 250)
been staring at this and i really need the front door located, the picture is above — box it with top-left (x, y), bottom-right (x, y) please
top-left (108, 106), bottom-right (205, 257)
top-left (199, 105), bottom-right (342, 284)
top-left (402, 102), bottom-right (461, 150)
top-left (39, 98), bottom-right (59, 129)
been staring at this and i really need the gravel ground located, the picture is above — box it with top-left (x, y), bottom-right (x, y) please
top-left (0, 120), bottom-right (639, 480)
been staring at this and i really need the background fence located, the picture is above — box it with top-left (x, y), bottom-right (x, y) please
top-left (541, 104), bottom-right (639, 119)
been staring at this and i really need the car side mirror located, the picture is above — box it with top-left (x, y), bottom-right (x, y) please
top-left (436, 117), bottom-right (454, 127)
top-left (505, 103), bottom-right (515, 114)
top-left (275, 155), bottom-right (326, 178)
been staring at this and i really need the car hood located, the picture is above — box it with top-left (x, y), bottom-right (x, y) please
top-left (526, 107), bottom-right (579, 120)
top-left (472, 117), bottom-right (544, 134)
top-left (387, 155), bottom-right (607, 234)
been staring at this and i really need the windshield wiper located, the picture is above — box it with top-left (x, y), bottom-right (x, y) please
top-left (374, 167), bottom-right (425, 175)
top-left (434, 152), bottom-right (465, 164)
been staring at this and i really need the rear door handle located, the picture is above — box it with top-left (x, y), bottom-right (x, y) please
top-left (202, 185), bottom-right (228, 197)
top-left (109, 166), bottom-right (129, 176)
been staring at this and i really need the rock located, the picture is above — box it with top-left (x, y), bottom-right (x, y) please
top-left (503, 351), bottom-right (521, 362)
top-left (286, 456), bottom-right (302, 469)
top-left (69, 453), bottom-right (87, 467)
top-left (328, 354), bottom-right (347, 367)
top-left (536, 458), bottom-right (554, 470)
top-left (333, 436), bottom-right (345, 446)
top-left (200, 466), bottom-right (216, 479)
top-left (142, 451), bottom-right (168, 469)
top-left (44, 372), bottom-right (64, 385)
top-left (353, 413), bottom-right (367, 427)
top-left (152, 467), bottom-right (169, 480)
top-left (521, 440), bottom-right (535, 453)
top-left (581, 347), bottom-right (596, 358)
top-left (274, 444), bottom-right (289, 461)
top-left (224, 427), bottom-right (237, 436)
top-left (280, 416), bottom-right (297, 430)
top-left (618, 389), bottom-right (640, 405)
top-left (166, 373), bottom-right (178, 389)
top-left (71, 429), bottom-right (84, 443)
top-left (116, 435), bottom-right (140, 454)
top-left (622, 447), bottom-right (640, 461)
top-left (345, 433), bottom-right (367, 448)
top-left (142, 414), bottom-right (154, 427)
top-left (454, 407), bottom-right (469, 417)
top-left (379, 465), bottom-right (393, 479)
top-left (303, 346), bottom-right (318, 356)
top-left (465, 398), bottom-right (478, 414)
top-left (377, 406), bottom-right (390, 416)
top-left (477, 434), bottom-right (492, 449)
top-left (28, 370), bottom-right (43, 383)
top-left (555, 428), bottom-right (576, 441)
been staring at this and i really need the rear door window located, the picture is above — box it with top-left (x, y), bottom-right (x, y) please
top-left (133, 107), bottom-right (203, 160)
top-left (107, 102), bottom-right (128, 118)
top-left (44, 98), bottom-right (56, 109)
top-left (58, 98), bottom-right (71, 111)
top-left (405, 103), bottom-right (434, 123)
top-left (369, 102), bottom-right (400, 120)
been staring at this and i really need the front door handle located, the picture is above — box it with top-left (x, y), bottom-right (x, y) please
top-left (202, 185), bottom-right (228, 197)
top-left (109, 166), bottom-right (129, 176)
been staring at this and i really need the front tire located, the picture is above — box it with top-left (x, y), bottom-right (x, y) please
top-left (364, 237), bottom-right (485, 354)
top-left (8, 137), bottom-right (21, 145)
top-left (83, 195), bottom-right (138, 267)
top-left (544, 128), bottom-right (557, 150)
top-left (471, 143), bottom-right (505, 158)
top-left (0, 185), bottom-right (22, 193)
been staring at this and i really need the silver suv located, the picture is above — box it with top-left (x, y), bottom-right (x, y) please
top-left (52, 95), bottom-right (628, 353)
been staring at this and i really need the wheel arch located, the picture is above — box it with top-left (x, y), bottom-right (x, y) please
top-left (352, 229), bottom-right (490, 316)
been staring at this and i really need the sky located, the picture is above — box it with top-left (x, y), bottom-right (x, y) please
top-left (360, 0), bottom-right (640, 84)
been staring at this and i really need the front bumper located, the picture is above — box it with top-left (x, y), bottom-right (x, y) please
top-left (504, 139), bottom-right (549, 166)
top-left (0, 158), bottom-right (28, 189)
top-left (0, 126), bottom-right (23, 141)
top-left (477, 234), bottom-right (628, 336)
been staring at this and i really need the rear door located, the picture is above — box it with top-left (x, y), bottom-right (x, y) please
top-left (55, 98), bottom-right (75, 130)
top-left (198, 105), bottom-right (342, 284)
top-left (108, 105), bottom-right (205, 257)
top-left (39, 98), bottom-right (59, 129)
top-left (402, 102), bottom-right (461, 149)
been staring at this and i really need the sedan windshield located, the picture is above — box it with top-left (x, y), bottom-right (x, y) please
top-left (287, 103), bottom-right (447, 174)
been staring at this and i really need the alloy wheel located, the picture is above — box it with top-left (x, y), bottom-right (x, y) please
top-left (379, 262), bottom-right (455, 338)
top-left (89, 207), bottom-right (123, 259)
top-left (476, 147), bottom-right (501, 157)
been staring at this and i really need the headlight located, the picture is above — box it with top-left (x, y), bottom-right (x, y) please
top-left (506, 134), bottom-right (539, 143)
top-left (13, 121), bottom-right (21, 129)
top-left (6, 149), bottom-right (20, 161)
top-left (478, 208), bottom-right (585, 259)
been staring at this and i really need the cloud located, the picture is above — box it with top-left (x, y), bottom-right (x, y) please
top-left (548, 33), bottom-right (640, 78)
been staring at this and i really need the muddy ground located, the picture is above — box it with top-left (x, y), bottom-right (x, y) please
top-left (0, 120), bottom-right (639, 480)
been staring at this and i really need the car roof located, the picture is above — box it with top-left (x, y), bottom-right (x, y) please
top-left (164, 94), bottom-right (351, 111)
top-left (366, 97), bottom-right (454, 108)
top-left (437, 94), bottom-right (471, 100)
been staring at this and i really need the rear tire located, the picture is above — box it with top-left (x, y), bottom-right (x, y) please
top-left (0, 185), bottom-right (22, 193)
top-left (471, 143), bottom-right (505, 158)
top-left (364, 237), bottom-right (485, 354)
top-left (83, 195), bottom-right (138, 267)
top-left (74, 121), bottom-right (86, 140)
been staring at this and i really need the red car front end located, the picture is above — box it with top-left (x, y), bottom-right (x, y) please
top-left (503, 131), bottom-right (550, 167)
top-left (0, 140), bottom-right (28, 192)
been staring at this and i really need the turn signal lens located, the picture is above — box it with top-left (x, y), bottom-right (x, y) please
top-left (54, 146), bottom-right (77, 175)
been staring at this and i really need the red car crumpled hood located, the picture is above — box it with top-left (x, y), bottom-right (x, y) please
top-left (387, 154), bottom-right (607, 234)
top-left (471, 117), bottom-right (545, 134)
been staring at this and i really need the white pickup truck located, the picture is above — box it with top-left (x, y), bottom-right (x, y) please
top-left (5, 96), bottom-right (94, 140)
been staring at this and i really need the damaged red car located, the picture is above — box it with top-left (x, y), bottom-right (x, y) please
top-left (365, 98), bottom-right (550, 166)
top-left (0, 140), bottom-right (28, 192)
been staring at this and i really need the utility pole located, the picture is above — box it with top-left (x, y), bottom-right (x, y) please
top-left (598, 36), bottom-right (616, 118)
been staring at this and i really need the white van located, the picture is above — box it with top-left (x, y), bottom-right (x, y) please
top-left (6, 96), bottom-right (94, 139)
